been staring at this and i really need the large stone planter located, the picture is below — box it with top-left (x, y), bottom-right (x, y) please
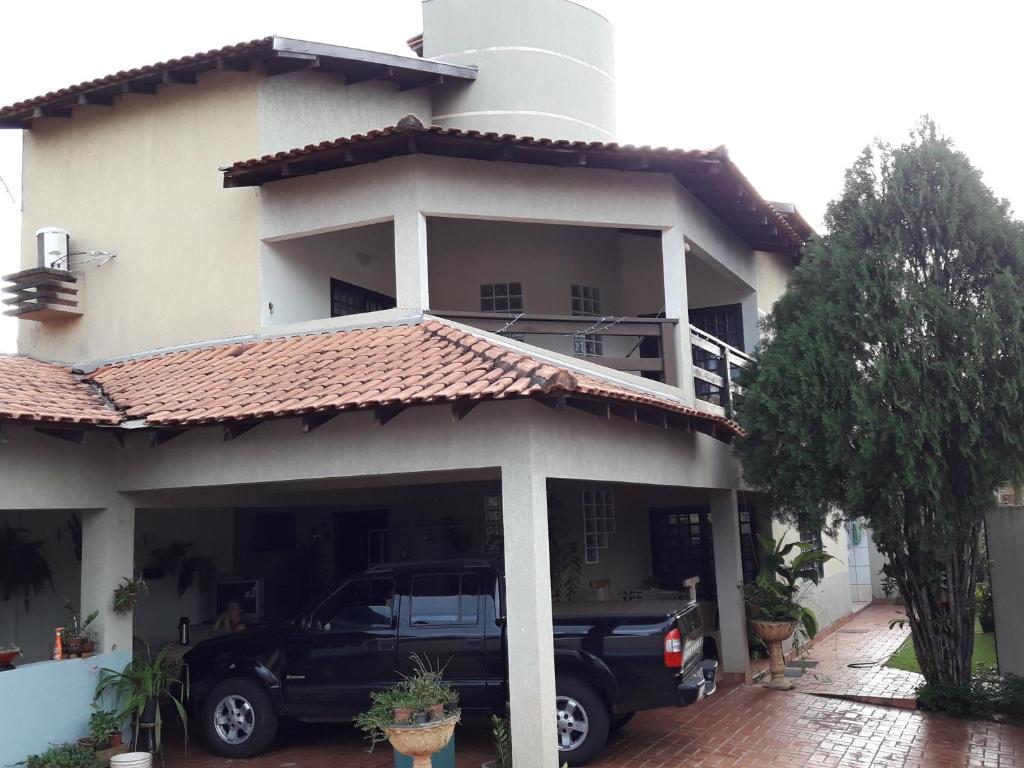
top-left (385, 714), bottom-right (459, 768)
top-left (752, 620), bottom-right (798, 690)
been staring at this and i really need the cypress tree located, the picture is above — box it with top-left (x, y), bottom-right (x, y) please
top-left (735, 119), bottom-right (1024, 685)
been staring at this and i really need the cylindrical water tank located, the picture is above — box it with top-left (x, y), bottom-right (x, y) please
top-left (421, 0), bottom-right (616, 142)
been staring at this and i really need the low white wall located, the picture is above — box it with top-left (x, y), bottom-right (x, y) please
top-left (0, 651), bottom-right (130, 768)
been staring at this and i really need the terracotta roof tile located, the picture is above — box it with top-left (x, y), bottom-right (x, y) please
top-left (221, 123), bottom-right (809, 254)
top-left (0, 354), bottom-right (120, 425)
top-left (82, 319), bottom-right (741, 440)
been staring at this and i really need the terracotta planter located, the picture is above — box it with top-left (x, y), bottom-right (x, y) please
top-left (393, 707), bottom-right (413, 724)
top-left (385, 713), bottom-right (459, 768)
top-left (428, 703), bottom-right (445, 722)
top-left (752, 620), bottom-right (798, 690)
top-left (0, 650), bottom-right (20, 667)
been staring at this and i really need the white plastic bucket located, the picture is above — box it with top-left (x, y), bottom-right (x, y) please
top-left (110, 752), bottom-right (153, 768)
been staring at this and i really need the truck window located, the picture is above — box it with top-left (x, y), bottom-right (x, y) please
top-left (312, 577), bottom-right (394, 631)
top-left (410, 573), bottom-right (480, 626)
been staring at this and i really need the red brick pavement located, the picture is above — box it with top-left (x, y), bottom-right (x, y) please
top-left (165, 603), bottom-right (1024, 768)
top-left (789, 603), bottom-right (922, 706)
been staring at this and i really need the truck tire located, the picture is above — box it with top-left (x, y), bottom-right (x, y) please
top-left (609, 712), bottom-right (635, 732)
top-left (555, 676), bottom-right (609, 766)
top-left (202, 677), bottom-right (279, 758)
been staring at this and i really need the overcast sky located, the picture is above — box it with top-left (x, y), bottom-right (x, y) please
top-left (1, 0), bottom-right (1022, 354)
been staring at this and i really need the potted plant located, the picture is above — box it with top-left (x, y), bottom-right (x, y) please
top-left (0, 523), bottom-right (54, 610)
top-left (0, 643), bottom-right (21, 668)
top-left (95, 646), bottom-right (189, 754)
top-left (976, 581), bottom-right (996, 633)
top-left (63, 607), bottom-right (99, 657)
top-left (112, 576), bottom-right (147, 615)
top-left (88, 707), bottom-right (124, 749)
top-left (482, 707), bottom-right (512, 768)
top-left (355, 654), bottom-right (460, 767)
top-left (744, 534), bottom-right (834, 690)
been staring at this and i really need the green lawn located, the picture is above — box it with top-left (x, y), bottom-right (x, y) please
top-left (886, 630), bottom-right (998, 673)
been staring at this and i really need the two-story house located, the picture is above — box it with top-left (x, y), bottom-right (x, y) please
top-left (0, 1), bottom-right (855, 765)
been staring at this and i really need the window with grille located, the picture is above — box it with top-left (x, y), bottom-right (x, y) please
top-left (330, 279), bottom-right (396, 317)
top-left (571, 284), bottom-right (603, 356)
top-left (583, 489), bottom-right (615, 564)
top-left (480, 283), bottom-right (523, 313)
top-left (798, 518), bottom-right (826, 578)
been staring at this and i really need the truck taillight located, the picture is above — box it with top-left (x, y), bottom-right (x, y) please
top-left (664, 627), bottom-right (683, 668)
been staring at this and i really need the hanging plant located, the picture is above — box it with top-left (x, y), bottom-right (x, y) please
top-left (113, 576), bottom-right (148, 615)
top-left (148, 541), bottom-right (217, 596)
top-left (0, 524), bottom-right (54, 610)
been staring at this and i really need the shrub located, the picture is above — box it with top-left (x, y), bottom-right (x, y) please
top-left (26, 743), bottom-right (97, 768)
top-left (917, 665), bottom-right (1024, 718)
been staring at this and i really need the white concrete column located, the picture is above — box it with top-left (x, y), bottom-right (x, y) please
top-left (710, 489), bottom-right (750, 679)
top-left (661, 226), bottom-right (695, 401)
top-left (80, 498), bottom-right (135, 654)
top-left (394, 210), bottom-right (429, 309)
top-left (501, 461), bottom-right (558, 767)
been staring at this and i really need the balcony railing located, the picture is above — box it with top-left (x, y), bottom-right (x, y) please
top-left (689, 324), bottom-right (753, 417)
top-left (434, 310), bottom-right (679, 385)
top-left (432, 312), bottom-right (752, 417)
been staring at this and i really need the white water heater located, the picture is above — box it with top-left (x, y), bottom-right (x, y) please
top-left (422, 0), bottom-right (616, 142)
top-left (36, 227), bottom-right (70, 270)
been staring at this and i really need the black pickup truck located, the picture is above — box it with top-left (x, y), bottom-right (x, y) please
top-left (183, 559), bottom-right (716, 765)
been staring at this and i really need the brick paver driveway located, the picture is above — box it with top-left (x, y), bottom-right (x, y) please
top-left (168, 604), bottom-right (1024, 768)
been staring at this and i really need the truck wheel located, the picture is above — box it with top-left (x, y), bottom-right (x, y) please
top-left (202, 677), bottom-right (279, 758)
top-left (555, 676), bottom-right (609, 766)
top-left (609, 712), bottom-right (635, 732)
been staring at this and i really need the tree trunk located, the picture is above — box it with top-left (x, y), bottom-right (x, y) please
top-left (890, 519), bottom-right (978, 686)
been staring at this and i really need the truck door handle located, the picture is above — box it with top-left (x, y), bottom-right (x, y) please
top-left (379, 640), bottom-right (396, 651)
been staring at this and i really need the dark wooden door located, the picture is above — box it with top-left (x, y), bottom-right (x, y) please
top-left (649, 507), bottom-right (716, 600)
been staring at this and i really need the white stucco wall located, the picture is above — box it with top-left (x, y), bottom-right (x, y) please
top-left (257, 71), bottom-right (433, 155)
top-left (18, 70), bottom-right (262, 363)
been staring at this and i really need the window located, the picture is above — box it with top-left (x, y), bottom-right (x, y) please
top-left (583, 489), bottom-right (615, 564)
top-left (480, 283), bottom-right (523, 313)
top-left (571, 285), bottom-right (603, 356)
top-left (313, 578), bottom-right (394, 631)
top-left (798, 518), bottom-right (826, 578)
top-left (330, 279), bottom-right (396, 317)
top-left (410, 573), bottom-right (480, 626)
